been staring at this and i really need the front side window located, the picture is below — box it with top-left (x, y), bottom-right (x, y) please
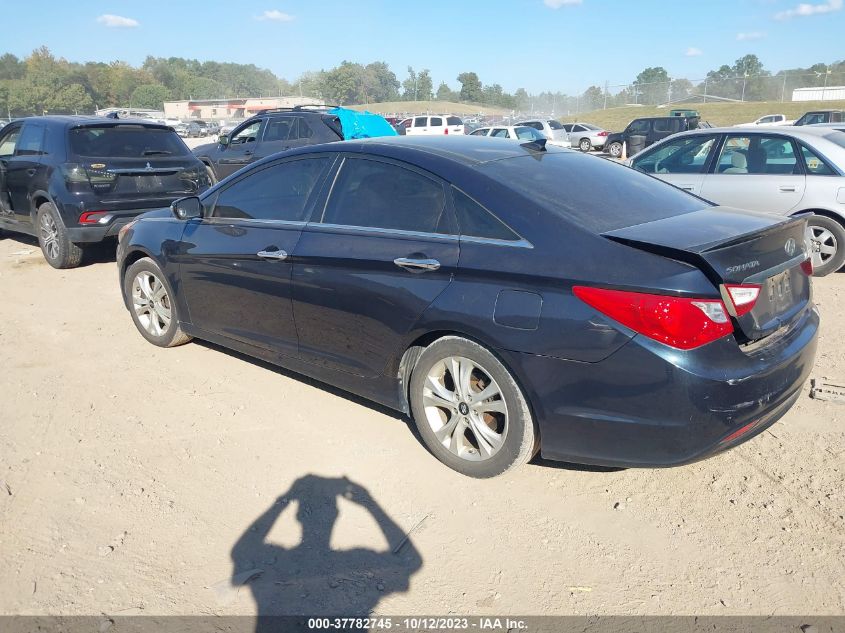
top-left (211, 157), bottom-right (330, 221)
top-left (470, 128), bottom-right (488, 136)
top-left (626, 119), bottom-right (650, 135)
top-left (16, 125), bottom-right (45, 156)
top-left (322, 158), bottom-right (448, 234)
top-left (633, 135), bottom-right (717, 175)
top-left (547, 120), bottom-right (564, 130)
top-left (562, 124), bottom-right (573, 133)
top-left (231, 121), bottom-right (262, 145)
top-left (414, 117), bottom-right (428, 127)
top-left (491, 128), bottom-right (510, 138)
top-left (515, 127), bottom-right (542, 141)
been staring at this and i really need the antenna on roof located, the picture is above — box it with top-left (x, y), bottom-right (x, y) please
top-left (520, 138), bottom-right (547, 152)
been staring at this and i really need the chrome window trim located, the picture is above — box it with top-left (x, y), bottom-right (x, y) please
top-left (200, 217), bottom-right (308, 228)
top-left (304, 222), bottom-right (533, 248)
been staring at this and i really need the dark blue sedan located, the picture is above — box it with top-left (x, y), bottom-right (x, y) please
top-left (116, 136), bottom-right (818, 478)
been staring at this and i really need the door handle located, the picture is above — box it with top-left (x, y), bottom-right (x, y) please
top-left (680, 185), bottom-right (695, 191)
top-left (779, 186), bottom-right (797, 192)
top-left (257, 249), bottom-right (288, 260)
top-left (394, 257), bottom-right (440, 272)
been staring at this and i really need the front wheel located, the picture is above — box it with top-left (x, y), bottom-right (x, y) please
top-left (808, 215), bottom-right (845, 276)
top-left (37, 203), bottom-right (83, 269)
top-left (579, 138), bottom-right (592, 152)
top-left (124, 257), bottom-right (192, 348)
top-left (409, 336), bottom-right (538, 478)
top-left (607, 141), bottom-right (623, 158)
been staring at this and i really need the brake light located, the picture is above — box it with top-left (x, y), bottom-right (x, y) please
top-left (723, 284), bottom-right (761, 317)
top-left (598, 131), bottom-right (609, 136)
top-left (444, 128), bottom-right (449, 135)
top-left (801, 258), bottom-right (813, 276)
top-left (79, 211), bottom-right (108, 224)
top-left (720, 420), bottom-right (759, 445)
top-left (573, 286), bottom-right (733, 350)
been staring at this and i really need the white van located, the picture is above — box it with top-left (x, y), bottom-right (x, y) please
top-left (403, 115), bottom-right (464, 136)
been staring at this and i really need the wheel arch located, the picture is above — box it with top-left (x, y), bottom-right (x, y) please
top-left (119, 247), bottom-right (158, 309)
top-left (31, 190), bottom-right (58, 222)
top-left (794, 207), bottom-right (845, 226)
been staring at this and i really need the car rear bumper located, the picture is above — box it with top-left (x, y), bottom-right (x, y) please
top-left (65, 209), bottom-right (162, 242)
top-left (502, 304), bottom-right (819, 468)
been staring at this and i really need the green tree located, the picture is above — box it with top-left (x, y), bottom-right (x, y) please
top-left (416, 69), bottom-right (433, 101)
top-left (633, 66), bottom-right (670, 105)
top-left (581, 85), bottom-right (604, 111)
top-left (402, 66), bottom-right (418, 100)
top-left (436, 81), bottom-right (456, 101)
top-left (363, 62), bottom-right (399, 102)
top-left (46, 83), bottom-right (94, 113)
top-left (456, 72), bottom-right (482, 103)
top-left (131, 84), bottom-right (171, 109)
top-left (0, 53), bottom-right (24, 80)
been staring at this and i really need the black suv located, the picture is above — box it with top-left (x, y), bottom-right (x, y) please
top-left (192, 107), bottom-right (344, 182)
top-left (794, 110), bottom-right (845, 126)
top-left (0, 116), bottom-right (209, 268)
top-left (604, 115), bottom-right (704, 158)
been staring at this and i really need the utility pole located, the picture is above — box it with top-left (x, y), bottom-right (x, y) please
top-left (781, 74), bottom-right (787, 102)
top-left (604, 81), bottom-right (608, 109)
top-left (741, 73), bottom-right (748, 102)
top-left (703, 77), bottom-right (708, 103)
top-left (824, 69), bottom-right (832, 99)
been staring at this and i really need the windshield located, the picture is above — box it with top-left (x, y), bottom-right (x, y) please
top-left (481, 153), bottom-right (709, 233)
top-left (69, 126), bottom-right (190, 158)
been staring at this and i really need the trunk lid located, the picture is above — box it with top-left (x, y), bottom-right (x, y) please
top-left (603, 207), bottom-right (811, 343)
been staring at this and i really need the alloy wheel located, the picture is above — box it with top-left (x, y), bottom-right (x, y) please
top-left (809, 225), bottom-right (837, 269)
top-left (132, 271), bottom-right (172, 337)
top-left (40, 213), bottom-right (59, 261)
top-left (422, 356), bottom-right (509, 461)
top-left (580, 139), bottom-right (591, 152)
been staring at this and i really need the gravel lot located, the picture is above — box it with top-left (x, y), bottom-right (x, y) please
top-left (0, 230), bottom-right (844, 617)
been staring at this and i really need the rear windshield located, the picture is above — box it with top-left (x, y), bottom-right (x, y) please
top-left (69, 125), bottom-right (190, 158)
top-left (547, 120), bottom-right (564, 130)
top-left (826, 130), bottom-right (845, 149)
top-left (481, 153), bottom-right (710, 232)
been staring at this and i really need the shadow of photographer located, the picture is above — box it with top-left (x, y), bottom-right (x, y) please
top-left (231, 475), bottom-right (422, 625)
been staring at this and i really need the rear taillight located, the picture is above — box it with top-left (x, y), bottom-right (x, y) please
top-left (722, 284), bottom-right (761, 317)
top-left (444, 128), bottom-right (449, 135)
top-left (79, 211), bottom-right (109, 224)
top-left (598, 131), bottom-right (609, 136)
top-left (573, 286), bottom-right (733, 350)
top-left (801, 258), bottom-right (813, 276)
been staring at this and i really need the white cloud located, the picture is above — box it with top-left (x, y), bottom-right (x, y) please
top-left (256, 9), bottom-right (295, 21)
top-left (775, 0), bottom-right (842, 20)
top-left (736, 31), bottom-right (766, 40)
top-left (96, 14), bottom-right (139, 28)
top-left (544, 0), bottom-right (582, 8)
top-left (685, 47), bottom-right (703, 57)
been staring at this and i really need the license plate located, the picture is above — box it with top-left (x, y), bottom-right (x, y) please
top-left (766, 269), bottom-right (792, 305)
top-left (135, 176), bottom-right (162, 192)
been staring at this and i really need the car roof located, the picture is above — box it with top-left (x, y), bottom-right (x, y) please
top-left (8, 115), bottom-right (172, 130)
top-left (675, 125), bottom-right (841, 138)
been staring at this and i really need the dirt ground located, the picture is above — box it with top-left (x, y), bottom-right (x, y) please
top-left (0, 234), bottom-right (843, 618)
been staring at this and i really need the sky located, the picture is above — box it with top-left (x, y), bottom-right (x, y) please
top-left (1, 0), bottom-right (843, 94)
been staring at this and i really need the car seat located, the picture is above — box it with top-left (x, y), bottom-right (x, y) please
top-left (723, 152), bottom-right (748, 174)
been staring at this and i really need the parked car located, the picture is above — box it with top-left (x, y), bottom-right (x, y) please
top-left (0, 119), bottom-right (10, 131)
top-left (468, 125), bottom-right (547, 141)
top-left (219, 120), bottom-right (245, 136)
top-left (192, 107), bottom-right (395, 183)
top-left (173, 122), bottom-right (189, 137)
top-left (735, 114), bottom-right (792, 127)
top-left (403, 115), bottom-right (464, 136)
top-left (0, 116), bottom-right (210, 268)
top-left (562, 122), bottom-right (609, 152)
top-left (206, 121), bottom-right (221, 136)
top-left (794, 110), bottom-right (844, 126)
top-left (605, 115), bottom-right (704, 157)
top-left (184, 121), bottom-right (204, 138)
top-left (192, 120), bottom-right (209, 137)
top-left (628, 125), bottom-right (845, 275)
top-left (514, 119), bottom-right (571, 148)
top-left (118, 136), bottom-right (817, 478)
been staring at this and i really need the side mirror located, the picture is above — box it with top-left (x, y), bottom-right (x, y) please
top-left (171, 196), bottom-right (203, 221)
top-left (218, 134), bottom-right (229, 146)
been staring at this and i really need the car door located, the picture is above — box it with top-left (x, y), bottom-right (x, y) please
top-left (178, 155), bottom-right (335, 356)
top-left (291, 155), bottom-right (459, 378)
top-left (216, 119), bottom-right (265, 179)
top-left (3, 122), bottom-right (46, 222)
top-left (0, 123), bottom-right (21, 217)
top-left (630, 133), bottom-right (719, 196)
top-left (699, 133), bottom-right (806, 214)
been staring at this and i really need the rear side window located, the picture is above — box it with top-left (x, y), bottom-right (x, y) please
top-left (69, 126), bottom-right (190, 158)
top-left (430, 117), bottom-right (443, 127)
top-left (263, 118), bottom-right (294, 142)
top-left (414, 117), bottom-right (427, 127)
top-left (323, 158), bottom-right (448, 234)
top-left (800, 145), bottom-right (836, 175)
top-left (481, 154), bottom-right (708, 233)
top-left (652, 119), bottom-right (674, 133)
top-left (447, 116), bottom-right (462, 125)
top-left (453, 188), bottom-right (520, 241)
top-left (547, 120), bottom-right (564, 130)
top-left (211, 157), bottom-right (330, 221)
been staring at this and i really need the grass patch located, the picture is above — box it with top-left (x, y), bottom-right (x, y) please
top-left (561, 100), bottom-right (845, 131)
top-left (348, 100), bottom-right (508, 116)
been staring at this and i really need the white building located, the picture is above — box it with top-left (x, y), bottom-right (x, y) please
top-left (163, 96), bottom-right (317, 121)
top-left (792, 86), bottom-right (845, 102)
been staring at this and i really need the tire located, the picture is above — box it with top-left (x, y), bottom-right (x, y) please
top-left (37, 202), bottom-right (83, 269)
top-left (409, 336), bottom-right (538, 478)
top-left (607, 141), bottom-right (623, 158)
top-left (204, 164), bottom-right (218, 185)
top-left (808, 215), bottom-right (845, 276)
top-left (579, 138), bottom-right (592, 152)
top-left (123, 257), bottom-right (192, 348)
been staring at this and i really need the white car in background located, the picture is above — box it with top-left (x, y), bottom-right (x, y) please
top-left (401, 115), bottom-right (464, 136)
top-left (514, 119), bottom-right (571, 148)
top-left (735, 114), bottom-right (794, 127)
top-left (468, 125), bottom-right (547, 141)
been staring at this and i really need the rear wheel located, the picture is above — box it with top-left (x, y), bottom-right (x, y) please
top-left (409, 336), bottom-right (538, 478)
top-left (37, 203), bottom-right (83, 269)
top-left (204, 164), bottom-right (217, 185)
top-left (579, 138), bottom-right (592, 152)
top-left (607, 141), bottom-right (623, 158)
top-left (808, 215), bottom-right (845, 276)
top-left (124, 257), bottom-right (192, 348)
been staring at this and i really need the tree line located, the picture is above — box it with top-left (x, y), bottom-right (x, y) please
top-left (1, 47), bottom-right (843, 118)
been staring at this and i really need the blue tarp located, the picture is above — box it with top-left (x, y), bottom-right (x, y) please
top-left (329, 107), bottom-right (398, 140)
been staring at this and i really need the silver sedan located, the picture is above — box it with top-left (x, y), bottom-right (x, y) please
top-left (628, 126), bottom-right (845, 275)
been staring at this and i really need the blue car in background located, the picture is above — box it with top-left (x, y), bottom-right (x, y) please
top-left (117, 136), bottom-right (818, 478)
